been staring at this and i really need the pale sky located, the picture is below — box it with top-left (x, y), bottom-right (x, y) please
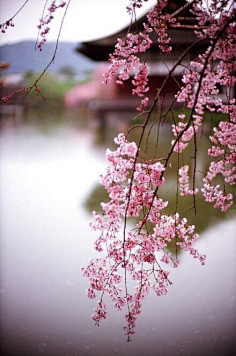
top-left (0, 0), bottom-right (157, 45)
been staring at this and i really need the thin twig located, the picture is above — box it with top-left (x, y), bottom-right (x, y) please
top-left (24, 0), bottom-right (72, 97)
top-left (1, 0), bottom-right (30, 24)
top-left (192, 122), bottom-right (198, 214)
top-left (35, 0), bottom-right (49, 50)
top-left (141, 16), bottom-right (235, 226)
top-left (170, 0), bottom-right (196, 18)
top-left (169, 24), bottom-right (209, 30)
top-left (123, 36), bottom-right (210, 241)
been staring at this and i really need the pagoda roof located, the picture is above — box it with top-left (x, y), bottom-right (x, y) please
top-left (77, 0), bottom-right (198, 62)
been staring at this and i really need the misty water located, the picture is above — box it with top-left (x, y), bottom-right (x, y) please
top-left (0, 116), bottom-right (235, 356)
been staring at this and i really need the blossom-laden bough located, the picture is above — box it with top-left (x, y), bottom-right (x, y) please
top-left (82, 0), bottom-right (236, 341)
top-left (0, 0), bottom-right (235, 342)
top-left (1, 0), bottom-right (70, 103)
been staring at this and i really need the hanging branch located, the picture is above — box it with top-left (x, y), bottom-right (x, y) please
top-left (1, 0), bottom-right (72, 104)
top-left (0, 0), bottom-right (30, 33)
top-left (83, 0), bottom-right (235, 342)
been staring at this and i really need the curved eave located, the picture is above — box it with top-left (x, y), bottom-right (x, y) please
top-left (77, 0), bottom-right (197, 62)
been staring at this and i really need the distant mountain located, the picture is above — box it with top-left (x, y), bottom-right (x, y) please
top-left (0, 41), bottom-right (97, 74)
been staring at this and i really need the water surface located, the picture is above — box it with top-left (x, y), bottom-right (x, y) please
top-left (0, 123), bottom-right (235, 356)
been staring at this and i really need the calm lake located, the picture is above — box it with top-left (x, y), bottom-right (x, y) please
top-left (0, 114), bottom-right (235, 356)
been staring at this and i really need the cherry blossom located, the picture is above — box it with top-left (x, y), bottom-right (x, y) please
top-left (36, 1), bottom-right (66, 51)
top-left (82, 134), bottom-right (207, 340)
top-left (83, 0), bottom-right (235, 340)
top-left (0, 0), bottom-right (235, 341)
top-left (179, 165), bottom-right (199, 196)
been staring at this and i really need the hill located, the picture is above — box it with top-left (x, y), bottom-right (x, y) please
top-left (0, 41), bottom-right (96, 75)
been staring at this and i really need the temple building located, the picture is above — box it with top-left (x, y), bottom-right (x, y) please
top-left (65, 0), bottom-right (207, 118)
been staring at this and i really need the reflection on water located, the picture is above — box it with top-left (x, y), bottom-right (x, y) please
top-left (0, 120), bottom-right (235, 356)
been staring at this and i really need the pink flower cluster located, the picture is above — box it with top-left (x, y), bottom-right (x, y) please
top-left (170, 2), bottom-right (235, 212)
top-left (126, 0), bottom-right (149, 14)
top-left (83, 133), bottom-right (206, 339)
top-left (146, 0), bottom-right (177, 53)
top-left (0, 19), bottom-right (14, 34)
top-left (84, 0), bottom-right (235, 341)
top-left (191, 0), bottom-right (236, 40)
top-left (103, 33), bottom-right (152, 111)
top-left (103, 0), bottom-right (178, 111)
top-left (2, 87), bottom-right (30, 104)
top-left (173, 2), bottom-right (235, 155)
top-left (132, 63), bottom-right (150, 111)
top-left (179, 165), bottom-right (199, 196)
top-left (171, 112), bottom-right (203, 153)
top-left (36, 1), bottom-right (66, 51)
top-left (202, 117), bottom-right (236, 211)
